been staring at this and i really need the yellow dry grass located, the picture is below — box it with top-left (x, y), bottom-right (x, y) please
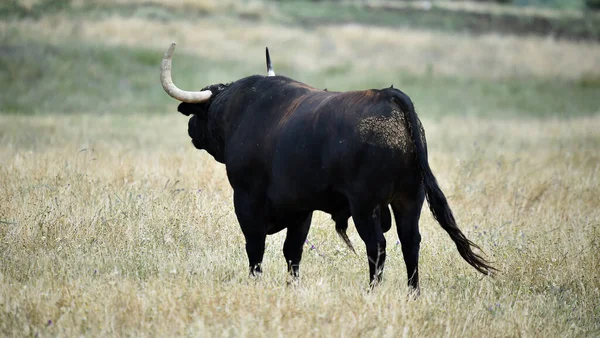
top-left (1, 113), bottom-right (598, 336)
top-left (3, 13), bottom-right (599, 80)
top-left (19, 0), bottom-right (269, 13)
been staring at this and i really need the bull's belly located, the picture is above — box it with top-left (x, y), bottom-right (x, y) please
top-left (265, 190), bottom-right (348, 235)
top-left (268, 185), bottom-right (348, 215)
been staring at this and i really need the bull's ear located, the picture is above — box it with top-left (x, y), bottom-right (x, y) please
top-left (177, 102), bottom-right (194, 116)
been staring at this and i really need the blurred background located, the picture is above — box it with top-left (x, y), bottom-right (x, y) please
top-left (1, 0), bottom-right (599, 118)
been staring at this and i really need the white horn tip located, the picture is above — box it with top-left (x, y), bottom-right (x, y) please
top-left (164, 42), bottom-right (177, 58)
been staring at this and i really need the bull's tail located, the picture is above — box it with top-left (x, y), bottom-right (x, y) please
top-left (393, 91), bottom-right (496, 275)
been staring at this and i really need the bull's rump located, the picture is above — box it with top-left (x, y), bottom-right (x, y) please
top-left (266, 87), bottom-right (420, 212)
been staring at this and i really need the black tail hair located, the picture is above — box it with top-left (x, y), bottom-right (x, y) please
top-left (393, 91), bottom-right (497, 275)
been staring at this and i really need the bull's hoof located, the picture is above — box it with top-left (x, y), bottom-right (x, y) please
top-left (286, 275), bottom-right (300, 287)
top-left (249, 264), bottom-right (263, 279)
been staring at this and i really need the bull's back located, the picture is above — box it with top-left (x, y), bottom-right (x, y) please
top-left (267, 86), bottom-right (419, 209)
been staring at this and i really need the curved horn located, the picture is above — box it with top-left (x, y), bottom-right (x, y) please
top-left (160, 42), bottom-right (212, 103)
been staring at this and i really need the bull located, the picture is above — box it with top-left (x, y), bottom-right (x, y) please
top-left (160, 43), bottom-right (495, 292)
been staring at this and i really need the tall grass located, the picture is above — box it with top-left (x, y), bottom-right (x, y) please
top-left (0, 113), bottom-right (598, 336)
top-left (3, 13), bottom-right (599, 80)
top-left (1, 14), bottom-right (599, 116)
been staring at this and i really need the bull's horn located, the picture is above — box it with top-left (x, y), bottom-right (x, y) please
top-left (266, 47), bottom-right (275, 76)
top-left (160, 42), bottom-right (212, 103)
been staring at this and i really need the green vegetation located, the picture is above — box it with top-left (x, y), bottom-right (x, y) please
top-left (586, 0), bottom-right (600, 10)
top-left (0, 36), bottom-right (251, 115)
top-left (514, 0), bottom-right (587, 10)
top-left (1, 34), bottom-right (598, 117)
top-left (1, 0), bottom-right (598, 117)
top-left (0, 0), bottom-right (71, 19)
top-left (277, 1), bottom-right (600, 42)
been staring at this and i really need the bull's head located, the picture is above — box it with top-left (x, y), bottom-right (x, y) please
top-left (160, 42), bottom-right (233, 162)
top-left (160, 43), bottom-right (277, 163)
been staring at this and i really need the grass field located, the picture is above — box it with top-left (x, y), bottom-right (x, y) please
top-left (1, 0), bottom-right (599, 336)
top-left (1, 114), bottom-right (598, 336)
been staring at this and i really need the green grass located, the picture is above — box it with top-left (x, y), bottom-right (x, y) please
top-left (0, 35), bottom-right (253, 115)
top-left (0, 0), bottom-right (264, 21)
top-left (1, 0), bottom-right (598, 116)
top-left (514, 0), bottom-right (585, 10)
top-left (0, 0), bottom-right (72, 19)
top-left (1, 35), bottom-right (598, 118)
top-left (3, 0), bottom-right (599, 41)
top-left (276, 1), bottom-right (600, 42)
top-left (297, 72), bottom-right (600, 119)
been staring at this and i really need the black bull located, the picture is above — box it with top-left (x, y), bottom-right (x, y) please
top-left (166, 51), bottom-right (495, 291)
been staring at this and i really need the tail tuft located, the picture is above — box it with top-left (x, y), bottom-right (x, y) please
top-left (424, 171), bottom-right (497, 275)
top-left (394, 90), bottom-right (497, 276)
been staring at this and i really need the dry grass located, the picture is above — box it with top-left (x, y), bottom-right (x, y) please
top-left (1, 113), bottom-right (598, 336)
top-left (19, 0), bottom-right (269, 14)
top-left (3, 13), bottom-right (599, 80)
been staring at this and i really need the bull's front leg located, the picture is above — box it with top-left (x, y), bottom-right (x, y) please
top-left (234, 190), bottom-right (268, 276)
top-left (282, 212), bottom-right (313, 279)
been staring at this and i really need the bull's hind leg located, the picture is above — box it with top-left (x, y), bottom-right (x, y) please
top-left (234, 190), bottom-right (268, 276)
top-left (350, 202), bottom-right (387, 287)
top-left (391, 190), bottom-right (425, 293)
top-left (282, 212), bottom-right (313, 278)
top-left (334, 206), bottom-right (391, 253)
